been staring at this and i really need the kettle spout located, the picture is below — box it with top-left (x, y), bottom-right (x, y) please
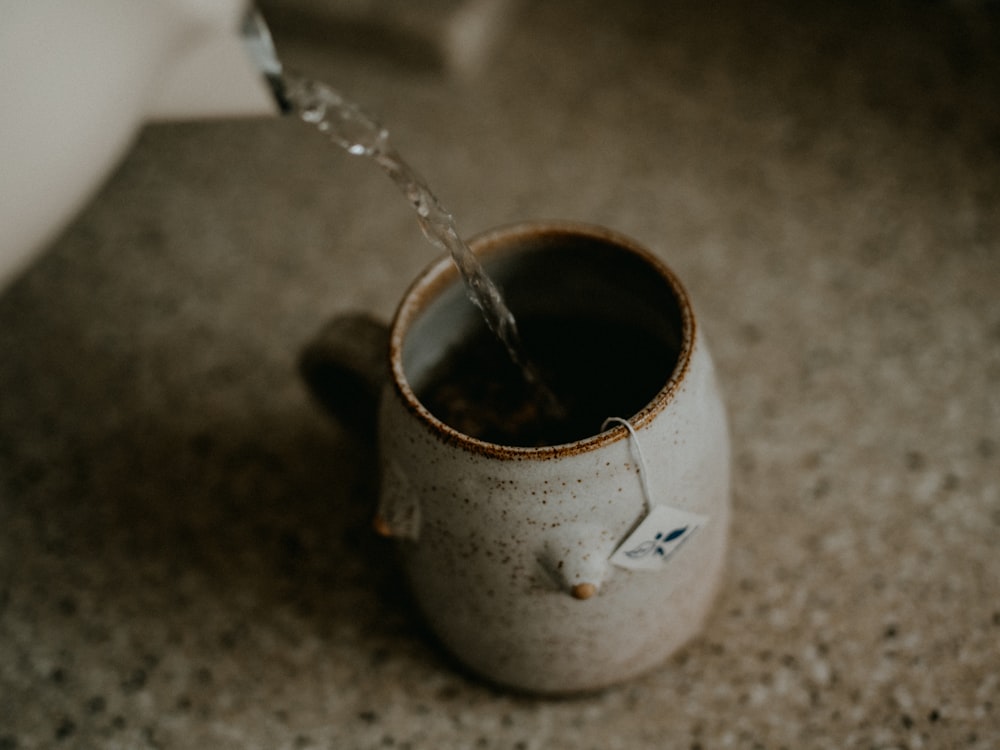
top-left (240, 8), bottom-right (291, 113)
top-left (147, 5), bottom-right (289, 120)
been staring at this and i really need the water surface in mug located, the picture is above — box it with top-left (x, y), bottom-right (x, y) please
top-left (416, 314), bottom-right (679, 447)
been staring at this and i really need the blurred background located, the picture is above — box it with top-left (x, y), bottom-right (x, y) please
top-left (1, 1), bottom-right (998, 748)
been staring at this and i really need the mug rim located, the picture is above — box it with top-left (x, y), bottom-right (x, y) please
top-left (387, 220), bottom-right (696, 460)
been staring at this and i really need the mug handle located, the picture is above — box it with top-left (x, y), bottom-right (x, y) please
top-left (301, 313), bottom-right (408, 537)
top-left (299, 312), bottom-right (390, 441)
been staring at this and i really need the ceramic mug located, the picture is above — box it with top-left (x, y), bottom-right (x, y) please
top-left (301, 221), bottom-right (731, 694)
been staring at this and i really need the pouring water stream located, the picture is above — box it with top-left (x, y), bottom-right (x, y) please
top-left (282, 75), bottom-right (561, 414)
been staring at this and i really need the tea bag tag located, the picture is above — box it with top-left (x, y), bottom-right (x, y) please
top-left (609, 505), bottom-right (708, 571)
top-left (602, 417), bottom-right (709, 572)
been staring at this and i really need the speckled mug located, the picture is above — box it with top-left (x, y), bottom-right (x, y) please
top-left (302, 221), bottom-right (730, 694)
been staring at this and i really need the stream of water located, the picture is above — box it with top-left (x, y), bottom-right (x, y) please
top-left (282, 75), bottom-right (558, 409)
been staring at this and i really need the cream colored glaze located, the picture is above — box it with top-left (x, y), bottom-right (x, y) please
top-left (372, 222), bottom-right (731, 694)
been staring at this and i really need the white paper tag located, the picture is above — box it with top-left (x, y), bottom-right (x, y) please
top-left (609, 505), bottom-right (709, 571)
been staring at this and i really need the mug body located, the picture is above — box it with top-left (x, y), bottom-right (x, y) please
top-left (377, 222), bottom-right (730, 694)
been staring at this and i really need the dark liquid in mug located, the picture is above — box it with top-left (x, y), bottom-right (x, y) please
top-left (417, 315), bottom-right (679, 447)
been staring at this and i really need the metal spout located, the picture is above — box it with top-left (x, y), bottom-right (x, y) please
top-left (242, 8), bottom-right (291, 113)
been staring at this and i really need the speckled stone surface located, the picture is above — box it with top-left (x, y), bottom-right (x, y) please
top-left (1, 1), bottom-right (999, 748)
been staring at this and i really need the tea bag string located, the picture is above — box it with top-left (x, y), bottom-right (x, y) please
top-left (602, 417), bottom-right (653, 516)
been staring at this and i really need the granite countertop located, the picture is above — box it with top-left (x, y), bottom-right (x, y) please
top-left (2, 1), bottom-right (999, 747)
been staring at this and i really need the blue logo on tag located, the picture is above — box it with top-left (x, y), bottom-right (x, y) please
top-left (623, 526), bottom-right (689, 559)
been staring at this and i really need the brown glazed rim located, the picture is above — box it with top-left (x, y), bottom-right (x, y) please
top-left (388, 220), bottom-right (696, 460)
